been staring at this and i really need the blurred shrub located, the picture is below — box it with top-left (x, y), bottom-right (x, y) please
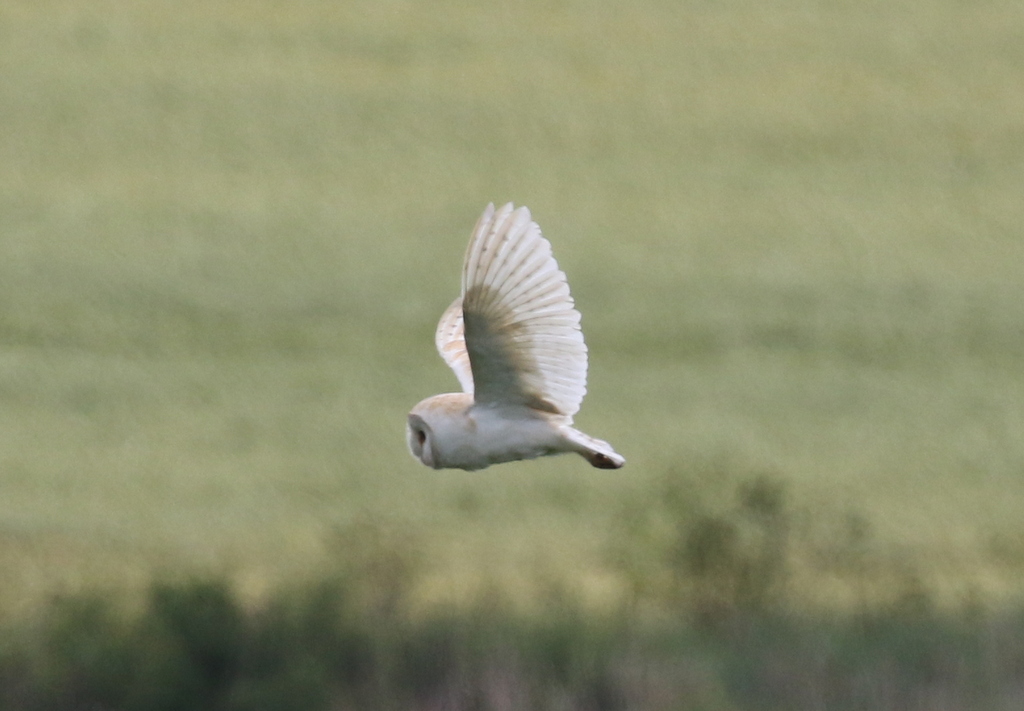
top-left (0, 576), bottom-right (628, 711)
top-left (606, 464), bottom-right (794, 624)
top-left (2, 566), bottom-right (1024, 710)
top-left (326, 516), bottom-right (425, 619)
top-left (0, 480), bottom-right (1018, 711)
top-left (0, 579), bottom-right (366, 711)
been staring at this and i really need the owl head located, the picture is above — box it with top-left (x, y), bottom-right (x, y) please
top-left (406, 392), bottom-right (475, 469)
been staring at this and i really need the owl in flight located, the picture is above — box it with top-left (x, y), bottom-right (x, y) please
top-left (407, 203), bottom-right (624, 471)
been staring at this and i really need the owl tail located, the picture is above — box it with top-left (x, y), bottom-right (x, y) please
top-left (560, 427), bottom-right (625, 469)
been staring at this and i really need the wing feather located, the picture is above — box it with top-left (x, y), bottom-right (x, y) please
top-left (456, 202), bottom-right (589, 419)
top-left (434, 297), bottom-right (474, 394)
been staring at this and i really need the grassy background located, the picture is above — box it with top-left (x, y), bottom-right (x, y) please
top-left (1, 0), bottom-right (1024, 619)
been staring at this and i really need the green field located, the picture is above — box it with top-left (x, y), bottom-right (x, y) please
top-left (2, 0), bottom-right (1024, 628)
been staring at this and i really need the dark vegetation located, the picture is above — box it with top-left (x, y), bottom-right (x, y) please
top-left (3, 476), bottom-right (1023, 711)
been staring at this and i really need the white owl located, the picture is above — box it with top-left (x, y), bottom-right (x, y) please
top-left (407, 203), bottom-right (625, 471)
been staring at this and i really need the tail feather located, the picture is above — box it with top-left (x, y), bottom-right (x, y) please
top-left (560, 427), bottom-right (625, 469)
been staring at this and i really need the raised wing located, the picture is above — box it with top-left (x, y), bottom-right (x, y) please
top-left (434, 296), bottom-right (475, 394)
top-left (456, 202), bottom-right (588, 419)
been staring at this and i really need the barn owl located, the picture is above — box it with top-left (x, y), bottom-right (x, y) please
top-left (407, 203), bottom-right (624, 471)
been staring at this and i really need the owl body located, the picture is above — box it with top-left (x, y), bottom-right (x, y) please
top-left (407, 203), bottom-right (624, 471)
top-left (408, 395), bottom-right (572, 470)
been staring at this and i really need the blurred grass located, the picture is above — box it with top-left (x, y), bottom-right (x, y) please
top-left (1, 0), bottom-right (1024, 618)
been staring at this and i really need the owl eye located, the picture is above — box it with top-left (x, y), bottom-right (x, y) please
top-left (416, 428), bottom-right (426, 446)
